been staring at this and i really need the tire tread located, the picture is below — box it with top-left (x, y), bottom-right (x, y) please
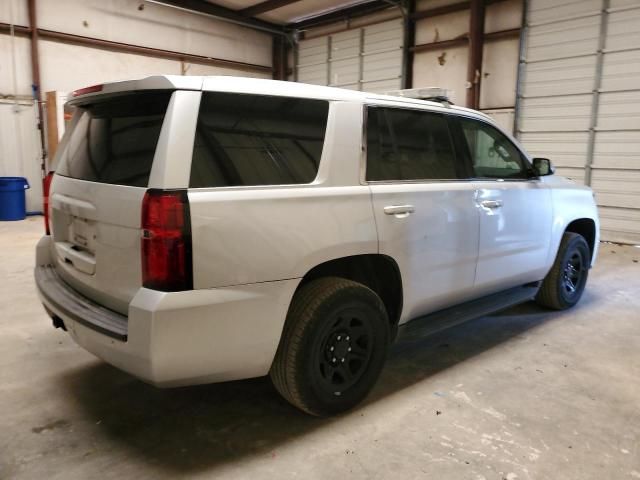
top-left (270, 277), bottom-right (386, 416)
top-left (536, 232), bottom-right (588, 310)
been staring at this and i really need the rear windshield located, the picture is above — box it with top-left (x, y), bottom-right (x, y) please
top-left (57, 91), bottom-right (171, 187)
top-left (190, 93), bottom-right (329, 188)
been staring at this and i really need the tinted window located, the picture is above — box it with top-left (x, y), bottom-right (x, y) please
top-left (190, 93), bottom-right (329, 188)
top-left (58, 91), bottom-right (171, 187)
top-left (366, 107), bottom-right (459, 181)
top-left (459, 117), bottom-right (528, 179)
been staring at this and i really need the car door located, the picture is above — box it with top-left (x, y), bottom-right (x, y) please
top-left (456, 116), bottom-right (553, 294)
top-left (366, 106), bottom-right (480, 323)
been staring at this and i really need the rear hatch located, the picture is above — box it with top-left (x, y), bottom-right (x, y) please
top-left (49, 90), bottom-right (172, 315)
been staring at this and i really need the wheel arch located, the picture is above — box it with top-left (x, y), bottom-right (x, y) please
top-left (565, 218), bottom-right (597, 262)
top-left (295, 254), bottom-right (404, 340)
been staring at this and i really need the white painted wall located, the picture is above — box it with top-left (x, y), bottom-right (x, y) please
top-left (413, 1), bottom-right (469, 104)
top-left (0, 102), bottom-right (43, 212)
top-left (0, 0), bottom-right (273, 213)
top-left (413, 46), bottom-right (468, 105)
top-left (0, 0), bottom-right (29, 26)
top-left (485, 0), bottom-right (521, 33)
top-left (0, 34), bottom-right (32, 97)
top-left (36, 0), bottom-right (271, 68)
top-left (480, 0), bottom-right (521, 110)
top-left (38, 40), bottom-right (183, 94)
top-left (413, 0), bottom-right (521, 112)
top-left (0, 0), bottom-right (273, 95)
top-left (480, 38), bottom-right (519, 109)
top-left (415, 9), bottom-right (469, 45)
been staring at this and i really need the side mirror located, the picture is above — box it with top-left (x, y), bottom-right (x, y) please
top-left (533, 158), bottom-right (555, 176)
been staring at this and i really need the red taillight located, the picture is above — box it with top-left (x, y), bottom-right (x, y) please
top-left (43, 171), bottom-right (54, 235)
top-left (71, 84), bottom-right (103, 97)
top-left (141, 189), bottom-right (193, 292)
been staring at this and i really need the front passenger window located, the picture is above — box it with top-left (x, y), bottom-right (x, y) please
top-left (459, 117), bottom-right (528, 179)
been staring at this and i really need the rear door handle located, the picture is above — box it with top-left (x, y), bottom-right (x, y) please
top-left (383, 205), bottom-right (415, 217)
top-left (480, 200), bottom-right (503, 209)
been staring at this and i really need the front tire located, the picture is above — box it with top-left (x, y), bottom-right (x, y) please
top-left (536, 232), bottom-right (590, 310)
top-left (270, 277), bottom-right (389, 416)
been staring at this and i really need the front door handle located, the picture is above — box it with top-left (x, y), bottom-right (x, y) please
top-left (480, 200), bottom-right (503, 209)
top-left (384, 205), bottom-right (415, 217)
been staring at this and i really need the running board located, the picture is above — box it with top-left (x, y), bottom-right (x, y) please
top-left (397, 283), bottom-right (540, 342)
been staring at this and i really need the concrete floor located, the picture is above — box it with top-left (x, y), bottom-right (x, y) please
top-left (1, 217), bottom-right (639, 480)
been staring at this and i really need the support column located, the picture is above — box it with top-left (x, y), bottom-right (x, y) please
top-left (466, 0), bottom-right (485, 109)
top-left (272, 35), bottom-right (288, 80)
top-left (513, 0), bottom-right (528, 138)
top-left (358, 28), bottom-right (364, 90)
top-left (584, 0), bottom-right (610, 187)
top-left (402, 0), bottom-right (416, 89)
top-left (27, 0), bottom-right (47, 173)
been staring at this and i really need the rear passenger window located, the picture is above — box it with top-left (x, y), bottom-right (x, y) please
top-left (366, 107), bottom-right (459, 181)
top-left (190, 93), bottom-right (329, 188)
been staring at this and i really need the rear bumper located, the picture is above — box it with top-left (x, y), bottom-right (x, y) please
top-left (35, 236), bottom-right (299, 387)
top-left (36, 265), bottom-right (128, 341)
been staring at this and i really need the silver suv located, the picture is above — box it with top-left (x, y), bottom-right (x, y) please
top-left (35, 76), bottom-right (599, 416)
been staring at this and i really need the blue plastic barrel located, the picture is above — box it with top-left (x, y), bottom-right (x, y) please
top-left (0, 177), bottom-right (30, 221)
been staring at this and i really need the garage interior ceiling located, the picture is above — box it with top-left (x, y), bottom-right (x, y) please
top-left (206, 0), bottom-right (385, 25)
top-left (150, 0), bottom-right (396, 29)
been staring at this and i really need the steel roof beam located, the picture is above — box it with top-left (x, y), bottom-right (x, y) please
top-left (149, 0), bottom-right (285, 34)
top-left (240, 0), bottom-right (303, 17)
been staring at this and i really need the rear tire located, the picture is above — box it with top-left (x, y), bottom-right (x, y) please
top-left (270, 277), bottom-right (389, 416)
top-left (536, 232), bottom-right (590, 310)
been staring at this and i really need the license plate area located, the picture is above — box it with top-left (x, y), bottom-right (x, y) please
top-left (54, 216), bottom-right (98, 275)
top-left (68, 216), bottom-right (97, 254)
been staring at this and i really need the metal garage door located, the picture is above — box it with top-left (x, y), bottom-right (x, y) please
top-left (296, 19), bottom-right (403, 93)
top-left (517, 0), bottom-right (640, 244)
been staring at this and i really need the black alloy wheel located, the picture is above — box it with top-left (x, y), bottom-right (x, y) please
top-left (316, 310), bottom-right (374, 396)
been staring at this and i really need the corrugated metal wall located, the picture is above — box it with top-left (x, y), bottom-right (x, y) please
top-left (518, 0), bottom-right (640, 244)
top-left (297, 18), bottom-right (403, 92)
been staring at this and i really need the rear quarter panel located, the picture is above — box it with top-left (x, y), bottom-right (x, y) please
top-left (189, 186), bottom-right (378, 288)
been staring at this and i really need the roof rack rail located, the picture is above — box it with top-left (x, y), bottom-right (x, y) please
top-left (384, 87), bottom-right (454, 107)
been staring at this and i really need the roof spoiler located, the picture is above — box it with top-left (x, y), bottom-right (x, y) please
top-left (66, 75), bottom-right (203, 106)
